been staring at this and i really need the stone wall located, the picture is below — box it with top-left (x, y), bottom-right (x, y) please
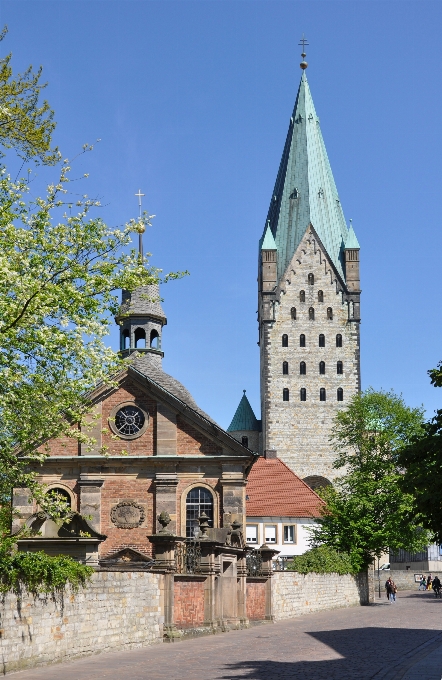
top-left (0, 571), bottom-right (163, 674)
top-left (388, 570), bottom-right (442, 591)
top-left (271, 571), bottom-right (369, 620)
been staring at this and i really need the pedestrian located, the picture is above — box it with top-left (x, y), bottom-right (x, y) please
top-left (385, 577), bottom-right (393, 601)
top-left (432, 575), bottom-right (441, 596)
top-left (427, 574), bottom-right (432, 590)
top-left (390, 581), bottom-right (397, 602)
top-left (419, 576), bottom-right (427, 591)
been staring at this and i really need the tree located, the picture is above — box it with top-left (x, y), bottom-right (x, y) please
top-left (399, 364), bottom-right (442, 543)
top-left (0, 27), bottom-right (59, 165)
top-left (310, 389), bottom-right (429, 572)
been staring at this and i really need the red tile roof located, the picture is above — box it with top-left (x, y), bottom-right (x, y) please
top-left (246, 457), bottom-right (324, 518)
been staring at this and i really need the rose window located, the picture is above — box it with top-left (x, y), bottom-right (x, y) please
top-left (114, 405), bottom-right (145, 436)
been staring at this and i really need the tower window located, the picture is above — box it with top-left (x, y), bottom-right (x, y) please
top-left (337, 361), bottom-right (343, 375)
top-left (134, 328), bottom-right (146, 349)
top-left (122, 329), bottom-right (130, 351)
top-left (318, 290), bottom-right (324, 302)
top-left (319, 361), bottom-right (325, 375)
top-left (282, 334), bottom-right (288, 347)
top-left (336, 334), bottom-right (342, 347)
top-left (242, 436), bottom-right (249, 447)
top-left (308, 273), bottom-right (314, 285)
top-left (337, 388), bottom-right (344, 402)
top-left (150, 329), bottom-right (159, 349)
top-left (300, 334), bottom-right (306, 347)
top-left (300, 361), bottom-right (306, 375)
top-left (283, 361), bottom-right (289, 375)
top-left (319, 334), bottom-right (325, 347)
top-left (283, 388), bottom-right (290, 402)
top-left (300, 290), bottom-right (305, 302)
top-left (300, 388), bottom-right (307, 402)
top-left (309, 307), bottom-right (315, 320)
top-left (327, 307), bottom-right (333, 320)
top-left (291, 307), bottom-right (297, 320)
top-left (320, 388), bottom-right (326, 402)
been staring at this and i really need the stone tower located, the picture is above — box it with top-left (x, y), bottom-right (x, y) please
top-left (258, 70), bottom-right (361, 487)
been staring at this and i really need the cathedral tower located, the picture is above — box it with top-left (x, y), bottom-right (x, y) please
top-left (258, 63), bottom-right (361, 487)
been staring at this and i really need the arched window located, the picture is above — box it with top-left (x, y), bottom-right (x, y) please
top-left (300, 361), bottom-right (306, 375)
top-left (327, 307), bottom-right (333, 320)
top-left (282, 334), bottom-right (288, 347)
top-left (336, 334), bottom-right (342, 347)
top-left (291, 307), bottom-right (296, 320)
top-left (134, 328), bottom-right (146, 349)
top-left (283, 388), bottom-right (289, 402)
top-left (337, 388), bottom-right (344, 401)
top-left (299, 290), bottom-right (305, 302)
top-left (150, 329), bottom-right (159, 349)
top-left (318, 290), bottom-right (324, 302)
top-left (122, 329), bottom-right (130, 350)
top-left (186, 487), bottom-right (214, 538)
top-left (47, 487), bottom-right (72, 508)
top-left (300, 334), bottom-right (306, 347)
top-left (319, 334), bottom-right (325, 347)
top-left (242, 436), bottom-right (249, 447)
top-left (319, 361), bottom-right (325, 375)
top-left (283, 361), bottom-right (289, 375)
top-left (308, 273), bottom-right (314, 285)
top-left (320, 388), bottom-right (326, 402)
top-left (337, 361), bottom-right (343, 375)
top-left (300, 388), bottom-right (307, 402)
top-left (309, 307), bottom-right (315, 320)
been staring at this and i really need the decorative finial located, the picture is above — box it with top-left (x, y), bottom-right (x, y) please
top-left (243, 389), bottom-right (246, 395)
top-left (134, 189), bottom-right (145, 260)
top-left (299, 34), bottom-right (309, 70)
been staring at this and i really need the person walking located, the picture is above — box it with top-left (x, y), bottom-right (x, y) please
top-left (385, 577), bottom-right (393, 601)
top-left (427, 574), bottom-right (433, 590)
top-left (419, 576), bottom-right (427, 591)
top-left (389, 581), bottom-right (397, 602)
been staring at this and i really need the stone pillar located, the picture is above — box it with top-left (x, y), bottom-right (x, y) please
top-left (80, 404), bottom-right (102, 455)
top-left (148, 532), bottom-right (183, 642)
top-left (77, 476), bottom-right (104, 533)
top-left (220, 466), bottom-right (246, 528)
top-left (154, 473), bottom-right (178, 534)
top-left (156, 404), bottom-right (177, 455)
top-left (260, 544), bottom-right (280, 621)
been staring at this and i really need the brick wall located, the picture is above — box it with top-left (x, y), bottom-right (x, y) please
top-left (0, 571), bottom-right (163, 674)
top-left (246, 580), bottom-right (266, 620)
top-left (271, 571), bottom-right (369, 620)
top-left (176, 416), bottom-right (223, 456)
top-left (174, 577), bottom-right (205, 627)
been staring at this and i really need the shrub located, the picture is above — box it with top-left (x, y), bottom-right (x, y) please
top-left (286, 545), bottom-right (356, 575)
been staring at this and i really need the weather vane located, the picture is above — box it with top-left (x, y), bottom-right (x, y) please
top-left (298, 34), bottom-right (309, 70)
top-left (134, 189), bottom-right (155, 263)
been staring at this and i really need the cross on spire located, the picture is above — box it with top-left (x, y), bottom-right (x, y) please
top-left (135, 189), bottom-right (145, 261)
top-left (298, 34), bottom-right (309, 70)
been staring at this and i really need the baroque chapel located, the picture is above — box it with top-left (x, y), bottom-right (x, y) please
top-left (228, 59), bottom-right (361, 489)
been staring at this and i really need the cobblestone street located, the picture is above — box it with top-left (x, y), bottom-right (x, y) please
top-left (12, 590), bottom-right (442, 679)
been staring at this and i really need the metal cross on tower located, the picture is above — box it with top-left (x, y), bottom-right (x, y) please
top-left (298, 34), bottom-right (309, 70)
top-left (135, 189), bottom-right (145, 260)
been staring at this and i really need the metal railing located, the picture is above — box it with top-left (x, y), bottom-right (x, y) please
top-left (175, 539), bottom-right (201, 574)
top-left (246, 549), bottom-right (263, 577)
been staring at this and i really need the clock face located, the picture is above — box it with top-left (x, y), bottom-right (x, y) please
top-left (114, 405), bottom-right (145, 436)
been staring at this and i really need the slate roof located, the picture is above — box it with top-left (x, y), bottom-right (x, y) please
top-left (227, 391), bottom-right (261, 432)
top-left (262, 72), bottom-right (358, 282)
top-left (119, 283), bottom-right (166, 319)
top-left (246, 456), bottom-right (324, 518)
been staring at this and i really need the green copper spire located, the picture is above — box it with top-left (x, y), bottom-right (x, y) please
top-left (227, 391), bottom-right (261, 432)
top-left (345, 221), bottom-right (360, 249)
top-left (260, 220), bottom-right (277, 250)
top-left (262, 72), bottom-right (349, 281)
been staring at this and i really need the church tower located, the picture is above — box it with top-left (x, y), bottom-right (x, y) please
top-left (258, 54), bottom-right (361, 487)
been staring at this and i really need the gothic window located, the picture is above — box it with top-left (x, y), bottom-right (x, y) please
top-left (300, 290), bottom-right (305, 302)
top-left (308, 273), bottom-right (314, 285)
top-left (318, 290), bottom-right (324, 302)
top-left (122, 329), bottom-right (130, 350)
top-left (337, 388), bottom-right (344, 402)
top-left (337, 361), bottom-right (343, 375)
top-left (186, 487), bottom-right (213, 538)
top-left (300, 334), bottom-right (306, 347)
top-left (291, 307), bottom-right (297, 320)
top-left (309, 307), bottom-right (315, 320)
top-left (327, 307), bottom-right (333, 320)
top-left (319, 361), bottom-right (325, 375)
top-left (319, 334), bottom-right (325, 347)
top-left (282, 334), bottom-right (288, 347)
top-left (300, 388), bottom-right (307, 402)
top-left (300, 361), bottom-right (306, 375)
top-left (283, 361), bottom-right (289, 375)
top-left (134, 328), bottom-right (146, 349)
top-left (336, 334), bottom-right (342, 347)
top-left (320, 388), bottom-right (326, 402)
top-left (150, 330), bottom-right (159, 348)
top-left (242, 436), bottom-right (249, 447)
top-left (283, 388), bottom-right (290, 402)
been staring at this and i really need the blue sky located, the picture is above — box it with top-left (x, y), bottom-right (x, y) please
top-left (3, 1), bottom-right (442, 427)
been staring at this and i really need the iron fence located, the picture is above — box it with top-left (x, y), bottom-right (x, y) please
top-left (175, 539), bottom-right (201, 574)
top-left (246, 549), bottom-right (263, 577)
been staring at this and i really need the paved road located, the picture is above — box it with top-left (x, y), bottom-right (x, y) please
top-left (12, 590), bottom-right (442, 679)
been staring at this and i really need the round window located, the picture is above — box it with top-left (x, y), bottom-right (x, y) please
top-left (114, 405), bottom-right (145, 436)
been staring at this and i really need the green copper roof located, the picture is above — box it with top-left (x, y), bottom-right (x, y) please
top-left (345, 222), bottom-right (360, 249)
top-left (261, 72), bottom-right (349, 281)
top-left (227, 391), bottom-right (261, 432)
top-left (261, 220), bottom-right (277, 250)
